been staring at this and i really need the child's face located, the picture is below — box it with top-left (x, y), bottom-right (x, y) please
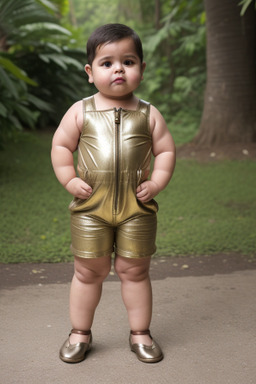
top-left (85, 38), bottom-right (146, 100)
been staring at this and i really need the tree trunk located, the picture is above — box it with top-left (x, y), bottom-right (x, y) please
top-left (69, 0), bottom-right (77, 27)
top-left (194, 0), bottom-right (256, 145)
top-left (155, 0), bottom-right (161, 30)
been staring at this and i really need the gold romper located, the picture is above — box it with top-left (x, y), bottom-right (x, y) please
top-left (69, 96), bottom-right (158, 258)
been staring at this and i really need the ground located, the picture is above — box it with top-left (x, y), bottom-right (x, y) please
top-left (1, 253), bottom-right (255, 289)
top-left (177, 142), bottom-right (256, 162)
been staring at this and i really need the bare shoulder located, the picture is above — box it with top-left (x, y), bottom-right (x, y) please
top-left (62, 100), bottom-right (83, 132)
top-left (149, 104), bottom-right (175, 156)
top-left (149, 104), bottom-right (168, 134)
top-left (52, 100), bottom-right (84, 151)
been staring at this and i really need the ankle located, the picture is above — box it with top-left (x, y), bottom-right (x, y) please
top-left (130, 330), bottom-right (152, 346)
top-left (132, 334), bottom-right (152, 346)
top-left (69, 333), bottom-right (90, 344)
top-left (69, 329), bottom-right (91, 344)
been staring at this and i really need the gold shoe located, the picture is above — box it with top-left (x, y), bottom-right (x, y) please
top-left (59, 329), bottom-right (92, 363)
top-left (129, 330), bottom-right (163, 363)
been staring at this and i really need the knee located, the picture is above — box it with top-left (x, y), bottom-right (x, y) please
top-left (115, 257), bottom-right (150, 283)
top-left (74, 256), bottom-right (111, 284)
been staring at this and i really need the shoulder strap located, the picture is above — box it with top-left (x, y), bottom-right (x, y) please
top-left (137, 99), bottom-right (150, 132)
top-left (138, 99), bottom-right (150, 116)
top-left (83, 96), bottom-right (96, 112)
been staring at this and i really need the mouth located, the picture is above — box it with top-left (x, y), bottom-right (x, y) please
top-left (113, 77), bottom-right (125, 84)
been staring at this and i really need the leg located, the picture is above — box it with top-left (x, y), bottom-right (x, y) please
top-left (69, 254), bottom-right (111, 344)
top-left (114, 255), bottom-right (152, 345)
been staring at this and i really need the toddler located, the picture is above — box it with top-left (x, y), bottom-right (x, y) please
top-left (51, 23), bottom-right (176, 364)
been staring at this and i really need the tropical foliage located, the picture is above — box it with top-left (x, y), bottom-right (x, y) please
top-left (139, 0), bottom-right (206, 123)
top-left (69, 0), bottom-right (206, 124)
top-left (0, 0), bottom-right (207, 146)
top-left (239, 0), bottom-right (256, 15)
top-left (1, 0), bottom-right (253, 147)
top-left (0, 0), bottom-right (89, 145)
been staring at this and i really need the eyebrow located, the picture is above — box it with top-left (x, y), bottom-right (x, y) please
top-left (97, 54), bottom-right (139, 62)
top-left (98, 56), bottom-right (113, 62)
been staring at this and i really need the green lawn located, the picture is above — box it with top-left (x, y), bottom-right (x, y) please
top-left (0, 131), bottom-right (255, 263)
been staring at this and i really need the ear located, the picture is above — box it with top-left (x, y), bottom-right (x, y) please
top-left (141, 62), bottom-right (146, 80)
top-left (85, 64), bottom-right (94, 83)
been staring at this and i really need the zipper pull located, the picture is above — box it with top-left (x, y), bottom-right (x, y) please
top-left (114, 108), bottom-right (121, 124)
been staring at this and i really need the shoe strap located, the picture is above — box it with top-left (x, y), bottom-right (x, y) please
top-left (130, 330), bottom-right (150, 336)
top-left (71, 329), bottom-right (91, 336)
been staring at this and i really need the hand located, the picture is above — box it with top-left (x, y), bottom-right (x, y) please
top-left (65, 177), bottom-right (92, 199)
top-left (136, 180), bottom-right (159, 203)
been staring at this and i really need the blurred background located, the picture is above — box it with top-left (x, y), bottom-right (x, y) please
top-left (0, 0), bottom-right (255, 263)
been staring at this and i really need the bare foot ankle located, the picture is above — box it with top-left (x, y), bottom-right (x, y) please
top-left (131, 334), bottom-right (152, 346)
top-left (69, 333), bottom-right (91, 344)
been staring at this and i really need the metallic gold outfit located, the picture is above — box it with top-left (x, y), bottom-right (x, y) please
top-left (69, 96), bottom-right (158, 258)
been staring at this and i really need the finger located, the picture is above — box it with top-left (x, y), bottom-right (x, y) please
top-left (136, 189), bottom-right (147, 198)
top-left (83, 187), bottom-right (92, 195)
top-left (83, 190), bottom-right (92, 198)
top-left (137, 195), bottom-right (150, 203)
top-left (80, 182), bottom-right (92, 193)
top-left (136, 184), bottom-right (142, 193)
top-left (81, 183), bottom-right (92, 193)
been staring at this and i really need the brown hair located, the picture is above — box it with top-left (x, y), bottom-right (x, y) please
top-left (86, 23), bottom-right (143, 66)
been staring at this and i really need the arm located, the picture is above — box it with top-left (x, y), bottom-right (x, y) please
top-left (136, 105), bottom-right (176, 202)
top-left (51, 101), bottom-right (92, 199)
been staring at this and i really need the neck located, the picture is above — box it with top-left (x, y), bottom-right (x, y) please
top-left (94, 92), bottom-right (139, 110)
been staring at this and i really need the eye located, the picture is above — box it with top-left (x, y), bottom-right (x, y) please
top-left (102, 61), bottom-right (112, 68)
top-left (124, 59), bottom-right (134, 66)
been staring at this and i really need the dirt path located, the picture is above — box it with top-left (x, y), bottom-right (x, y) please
top-left (1, 253), bottom-right (255, 289)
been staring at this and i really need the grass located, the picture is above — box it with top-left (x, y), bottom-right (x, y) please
top-left (0, 131), bottom-right (256, 263)
top-left (157, 160), bottom-right (256, 257)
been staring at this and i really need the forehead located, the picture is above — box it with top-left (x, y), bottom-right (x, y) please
top-left (95, 37), bottom-right (138, 57)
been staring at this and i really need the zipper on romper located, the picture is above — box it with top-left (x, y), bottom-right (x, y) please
top-left (114, 108), bottom-right (121, 214)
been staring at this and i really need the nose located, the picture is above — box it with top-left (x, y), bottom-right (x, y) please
top-left (114, 62), bottom-right (124, 73)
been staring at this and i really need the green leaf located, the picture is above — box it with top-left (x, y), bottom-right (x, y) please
top-left (0, 67), bottom-right (19, 99)
top-left (39, 53), bottom-right (66, 69)
top-left (0, 102), bottom-right (8, 117)
top-left (200, 11), bottom-right (206, 25)
top-left (27, 94), bottom-right (53, 112)
top-left (9, 115), bottom-right (23, 131)
top-left (19, 22), bottom-right (71, 36)
top-left (44, 42), bottom-right (62, 53)
top-left (239, 0), bottom-right (253, 15)
top-left (15, 103), bottom-right (37, 128)
top-left (39, 53), bottom-right (83, 70)
top-left (0, 57), bottom-right (37, 86)
top-left (37, 0), bottom-right (58, 13)
top-left (144, 25), bottom-right (170, 53)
